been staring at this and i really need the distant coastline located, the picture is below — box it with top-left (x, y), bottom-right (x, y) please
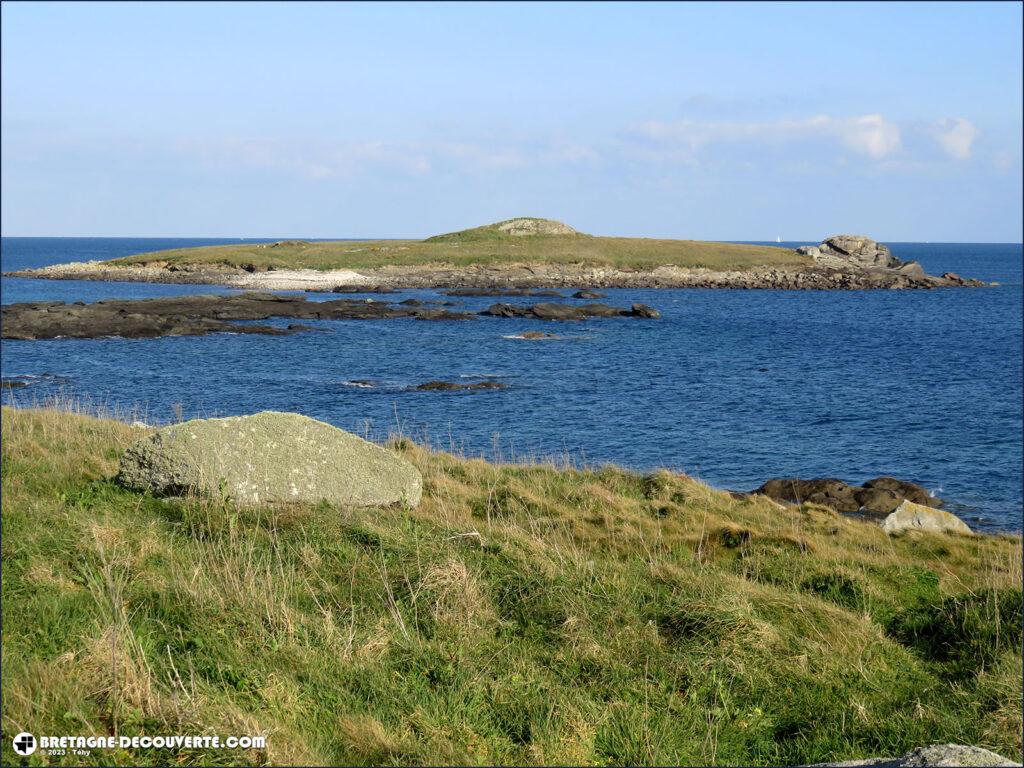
top-left (1, 218), bottom-right (993, 291)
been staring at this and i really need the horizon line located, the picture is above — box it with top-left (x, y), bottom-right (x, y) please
top-left (1, 234), bottom-right (1022, 246)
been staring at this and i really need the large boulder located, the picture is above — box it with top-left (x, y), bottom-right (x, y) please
top-left (881, 500), bottom-right (972, 535)
top-left (115, 411), bottom-right (422, 508)
top-left (817, 235), bottom-right (900, 269)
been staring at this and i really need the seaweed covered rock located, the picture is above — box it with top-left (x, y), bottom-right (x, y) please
top-left (115, 411), bottom-right (422, 508)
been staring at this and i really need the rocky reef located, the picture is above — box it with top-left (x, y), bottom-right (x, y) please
top-left (1, 292), bottom-right (659, 340)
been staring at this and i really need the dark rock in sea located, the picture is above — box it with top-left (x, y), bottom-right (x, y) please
top-left (287, 324), bottom-right (331, 332)
top-left (479, 301), bottom-right (657, 322)
top-left (413, 308), bottom-right (477, 321)
top-left (853, 487), bottom-right (901, 515)
top-left (573, 289), bottom-right (607, 299)
top-left (939, 272), bottom-right (988, 287)
top-left (514, 331), bottom-right (558, 339)
top-left (752, 475), bottom-right (942, 514)
top-left (0, 292), bottom-right (489, 339)
top-left (411, 380), bottom-right (508, 391)
top-left (2, 380), bottom-right (29, 389)
top-left (630, 303), bottom-right (661, 318)
top-left (863, 476), bottom-right (941, 507)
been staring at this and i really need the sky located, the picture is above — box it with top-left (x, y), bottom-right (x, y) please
top-left (2, 1), bottom-right (1021, 241)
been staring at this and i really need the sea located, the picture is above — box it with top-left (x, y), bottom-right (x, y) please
top-left (2, 237), bottom-right (1021, 533)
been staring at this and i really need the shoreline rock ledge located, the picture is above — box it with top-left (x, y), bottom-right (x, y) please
top-left (115, 411), bottom-right (422, 508)
top-left (800, 234), bottom-right (988, 287)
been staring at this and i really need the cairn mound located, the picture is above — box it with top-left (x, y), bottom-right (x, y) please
top-left (426, 217), bottom-right (581, 242)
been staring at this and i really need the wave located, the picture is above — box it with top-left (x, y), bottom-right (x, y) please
top-left (342, 379), bottom-right (388, 389)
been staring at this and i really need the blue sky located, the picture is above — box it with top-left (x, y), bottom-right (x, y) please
top-left (2, 1), bottom-right (1021, 241)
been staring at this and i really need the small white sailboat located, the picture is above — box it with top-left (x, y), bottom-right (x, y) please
top-left (775, 236), bottom-right (781, 243)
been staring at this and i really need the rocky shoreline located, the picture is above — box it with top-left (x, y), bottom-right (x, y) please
top-left (4, 258), bottom-right (991, 291)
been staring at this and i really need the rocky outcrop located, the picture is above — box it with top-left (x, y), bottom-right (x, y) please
top-left (807, 743), bottom-right (1019, 766)
top-left (573, 289), bottom-right (607, 299)
top-left (752, 476), bottom-right (941, 515)
top-left (802, 234), bottom-right (992, 287)
top-left (881, 500), bottom-right (973, 535)
top-left (817, 235), bottom-right (900, 269)
top-left (115, 411), bottom-right (422, 508)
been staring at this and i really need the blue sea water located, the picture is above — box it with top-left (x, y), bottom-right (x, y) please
top-left (2, 237), bottom-right (1021, 532)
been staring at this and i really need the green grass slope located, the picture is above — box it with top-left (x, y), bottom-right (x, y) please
top-left (1, 406), bottom-right (1020, 766)
top-left (111, 218), bottom-right (807, 273)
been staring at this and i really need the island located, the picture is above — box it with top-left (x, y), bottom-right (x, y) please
top-left (3, 217), bottom-right (990, 291)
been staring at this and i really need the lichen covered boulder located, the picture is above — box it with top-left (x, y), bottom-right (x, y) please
top-left (881, 500), bottom-right (972, 535)
top-left (808, 743), bottom-right (1020, 766)
top-left (115, 411), bottom-right (422, 508)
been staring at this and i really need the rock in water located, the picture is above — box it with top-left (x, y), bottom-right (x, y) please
top-left (115, 411), bottom-right (422, 508)
top-left (881, 500), bottom-right (972, 535)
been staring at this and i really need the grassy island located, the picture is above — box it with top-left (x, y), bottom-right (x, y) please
top-left (2, 404), bottom-right (1020, 766)
top-left (112, 218), bottom-right (807, 273)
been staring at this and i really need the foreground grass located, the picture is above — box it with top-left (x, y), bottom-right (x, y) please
top-left (1, 406), bottom-right (1020, 766)
top-left (112, 221), bottom-right (806, 273)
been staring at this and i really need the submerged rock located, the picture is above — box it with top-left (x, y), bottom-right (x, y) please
top-left (115, 411), bottom-right (422, 508)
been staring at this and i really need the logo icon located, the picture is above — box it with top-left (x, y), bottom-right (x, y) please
top-left (13, 732), bottom-right (37, 756)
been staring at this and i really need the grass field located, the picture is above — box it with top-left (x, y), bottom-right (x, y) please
top-left (111, 219), bottom-right (808, 273)
top-left (1, 403), bottom-right (1020, 766)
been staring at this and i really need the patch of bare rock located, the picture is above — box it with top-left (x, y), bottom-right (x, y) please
top-left (804, 743), bottom-right (1020, 767)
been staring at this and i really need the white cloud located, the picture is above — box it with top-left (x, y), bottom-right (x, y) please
top-left (165, 137), bottom-right (526, 179)
top-left (636, 113), bottom-right (903, 159)
top-left (928, 118), bottom-right (979, 159)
